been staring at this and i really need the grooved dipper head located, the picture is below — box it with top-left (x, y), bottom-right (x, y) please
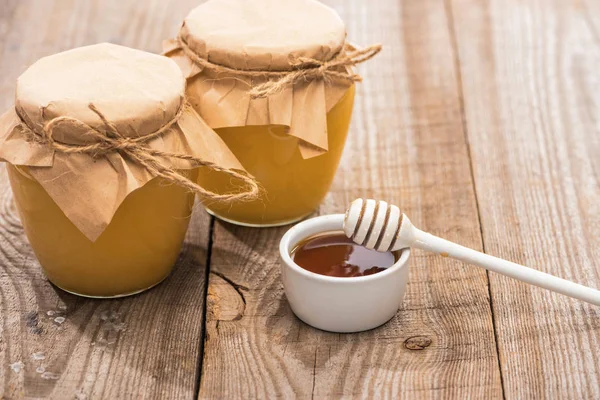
top-left (343, 198), bottom-right (413, 252)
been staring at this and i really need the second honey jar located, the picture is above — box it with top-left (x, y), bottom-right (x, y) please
top-left (165, 0), bottom-right (380, 226)
top-left (0, 43), bottom-right (255, 297)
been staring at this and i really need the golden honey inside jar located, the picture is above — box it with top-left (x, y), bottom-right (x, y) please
top-left (166, 0), bottom-right (379, 226)
top-left (0, 43), bottom-right (248, 297)
top-left (8, 166), bottom-right (197, 297)
top-left (197, 86), bottom-right (354, 226)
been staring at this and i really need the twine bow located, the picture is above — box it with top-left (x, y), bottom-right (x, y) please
top-left (16, 103), bottom-right (260, 203)
top-left (176, 35), bottom-right (382, 99)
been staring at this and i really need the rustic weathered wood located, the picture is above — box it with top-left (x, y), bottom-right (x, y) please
top-left (450, 0), bottom-right (600, 397)
top-left (0, 1), bottom-right (211, 399)
top-left (199, 0), bottom-right (504, 398)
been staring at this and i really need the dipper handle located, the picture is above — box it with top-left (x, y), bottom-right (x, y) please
top-left (413, 228), bottom-right (600, 306)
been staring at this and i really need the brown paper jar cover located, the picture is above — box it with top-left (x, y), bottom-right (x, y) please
top-left (163, 0), bottom-right (359, 159)
top-left (0, 43), bottom-right (245, 241)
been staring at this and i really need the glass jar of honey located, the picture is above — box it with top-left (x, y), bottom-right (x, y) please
top-left (165, 0), bottom-right (379, 226)
top-left (195, 86), bottom-right (354, 226)
top-left (0, 43), bottom-right (253, 297)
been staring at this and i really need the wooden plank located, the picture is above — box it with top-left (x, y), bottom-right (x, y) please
top-left (450, 0), bottom-right (600, 397)
top-left (199, 0), bottom-right (503, 398)
top-left (0, 1), bottom-right (211, 399)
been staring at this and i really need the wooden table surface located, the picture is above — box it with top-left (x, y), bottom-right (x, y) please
top-left (1, 0), bottom-right (600, 398)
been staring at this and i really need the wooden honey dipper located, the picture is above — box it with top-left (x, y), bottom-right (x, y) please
top-left (343, 199), bottom-right (600, 306)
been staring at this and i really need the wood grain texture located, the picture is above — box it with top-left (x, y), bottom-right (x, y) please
top-left (450, 0), bottom-right (600, 397)
top-left (0, 1), bottom-right (211, 399)
top-left (199, 0), bottom-right (503, 398)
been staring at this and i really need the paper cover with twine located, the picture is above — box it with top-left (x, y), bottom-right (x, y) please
top-left (0, 43), bottom-right (252, 242)
top-left (163, 0), bottom-right (381, 159)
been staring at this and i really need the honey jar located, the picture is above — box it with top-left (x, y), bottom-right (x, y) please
top-left (164, 0), bottom-right (380, 226)
top-left (0, 43), bottom-right (256, 297)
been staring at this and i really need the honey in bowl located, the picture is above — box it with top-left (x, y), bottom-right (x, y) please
top-left (291, 233), bottom-right (397, 278)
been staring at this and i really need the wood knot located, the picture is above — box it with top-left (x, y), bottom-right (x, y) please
top-left (404, 336), bottom-right (432, 350)
top-left (24, 311), bottom-right (43, 335)
top-left (207, 272), bottom-right (246, 322)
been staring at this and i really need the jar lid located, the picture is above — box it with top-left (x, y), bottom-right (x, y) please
top-left (179, 0), bottom-right (347, 71)
top-left (0, 43), bottom-right (252, 242)
top-left (15, 43), bottom-right (185, 145)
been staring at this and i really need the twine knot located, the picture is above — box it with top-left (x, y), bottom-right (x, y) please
top-left (17, 103), bottom-right (260, 203)
top-left (176, 35), bottom-right (381, 99)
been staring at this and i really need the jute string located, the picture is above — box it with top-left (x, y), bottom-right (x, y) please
top-left (16, 102), bottom-right (260, 202)
top-left (176, 35), bottom-right (382, 98)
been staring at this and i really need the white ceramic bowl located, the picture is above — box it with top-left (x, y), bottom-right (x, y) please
top-left (279, 214), bottom-right (411, 333)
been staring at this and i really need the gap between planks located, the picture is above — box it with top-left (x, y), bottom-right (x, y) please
top-left (194, 216), bottom-right (215, 399)
top-left (442, 0), bottom-right (506, 399)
